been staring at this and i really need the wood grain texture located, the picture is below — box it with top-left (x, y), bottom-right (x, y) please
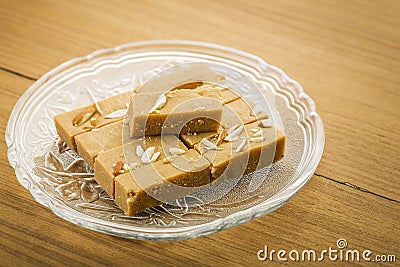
top-left (1, 0), bottom-right (399, 200)
top-left (0, 0), bottom-right (399, 266)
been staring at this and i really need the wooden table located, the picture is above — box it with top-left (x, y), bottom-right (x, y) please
top-left (1, 0), bottom-right (399, 266)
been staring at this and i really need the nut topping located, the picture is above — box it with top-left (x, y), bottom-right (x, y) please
top-left (250, 105), bottom-right (263, 117)
top-left (225, 125), bottom-right (244, 142)
top-left (72, 107), bottom-right (96, 127)
top-left (250, 136), bottom-right (265, 142)
top-left (104, 109), bottom-right (127, 119)
top-left (169, 148), bottom-right (186, 155)
top-left (128, 162), bottom-right (138, 170)
top-left (150, 152), bottom-right (161, 163)
top-left (200, 138), bottom-right (217, 149)
top-left (224, 136), bottom-right (239, 142)
top-left (258, 119), bottom-right (272, 128)
top-left (148, 94), bottom-right (167, 114)
top-left (84, 86), bottom-right (104, 116)
top-left (122, 163), bottom-right (130, 172)
top-left (136, 145), bottom-right (144, 157)
top-left (253, 129), bottom-right (263, 137)
top-left (82, 126), bottom-right (95, 130)
top-left (90, 117), bottom-right (98, 126)
top-left (199, 138), bottom-right (223, 154)
top-left (141, 147), bottom-right (156, 163)
top-left (112, 161), bottom-right (124, 176)
top-left (236, 138), bottom-right (247, 153)
top-left (216, 127), bottom-right (227, 146)
top-left (227, 125), bottom-right (239, 134)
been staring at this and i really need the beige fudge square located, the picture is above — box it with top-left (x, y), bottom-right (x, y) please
top-left (94, 135), bottom-right (187, 198)
top-left (75, 120), bottom-right (125, 169)
top-left (54, 91), bottom-right (133, 150)
top-left (114, 149), bottom-right (211, 215)
top-left (128, 89), bottom-right (222, 137)
top-left (194, 121), bottom-right (285, 181)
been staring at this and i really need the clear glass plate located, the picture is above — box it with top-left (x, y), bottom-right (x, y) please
top-left (6, 40), bottom-right (324, 241)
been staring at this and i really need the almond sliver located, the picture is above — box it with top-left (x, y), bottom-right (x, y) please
top-left (122, 163), bottom-right (130, 172)
top-left (225, 125), bottom-right (244, 142)
top-left (224, 136), bottom-right (239, 142)
top-left (251, 104), bottom-right (263, 116)
top-left (236, 138), bottom-right (247, 153)
top-left (150, 152), bottom-right (161, 163)
top-left (104, 109), bottom-right (127, 119)
top-left (250, 136), bottom-right (265, 142)
top-left (84, 86), bottom-right (104, 116)
top-left (73, 107), bottom-right (96, 127)
top-left (169, 148), bottom-right (186, 155)
top-left (258, 119), bottom-right (272, 128)
top-left (128, 162), bottom-right (138, 170)
top-left (148, 94), bottom-right (167, 114)
top-left (112, 161), bottom-right (124, 176)
top-left (141, 147), bottom-right (156, 163)
top-left (136, 145), bottom-right (144, 157)
top-left (227, 125), bottom-right (239, 134)
top-left (200, 138), bottom-right (217, 149)
top-left (253, 129), bottom-right (263, 137)
top-left (216, 128), bottom-right (227, 146)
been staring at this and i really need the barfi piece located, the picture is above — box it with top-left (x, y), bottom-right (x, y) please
top-left (194, 121), bottom-right (285, 181)
top-left (114, 149), bottom-right (211, 215)
top-left (128, 89), bottom-right (223, 137)
top-left (75, 120), bottom-right (124, 168)
top-left (94, 135), bottom-right (186, 198)
top-left (54, 91), bottom-right (133, 150)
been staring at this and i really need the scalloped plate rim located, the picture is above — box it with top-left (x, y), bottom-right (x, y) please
top-left (6, 40), bottom-right (324, 240)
